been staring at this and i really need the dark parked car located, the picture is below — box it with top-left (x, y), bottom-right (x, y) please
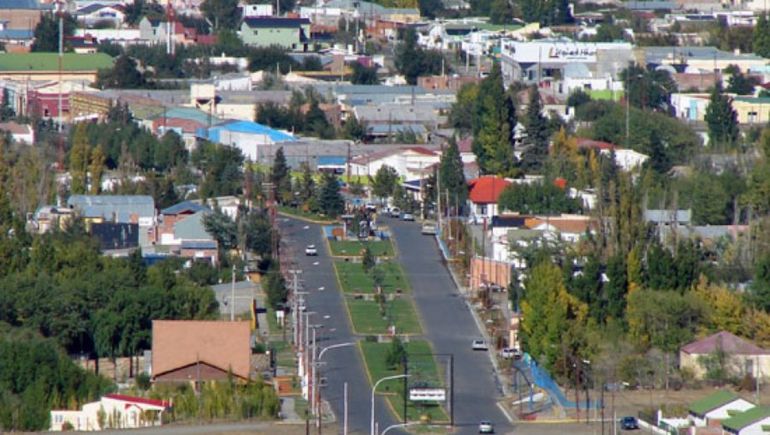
top-left (620, 416), bottom-right (638, 430)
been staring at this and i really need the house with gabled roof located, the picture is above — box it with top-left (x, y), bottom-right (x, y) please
top-left (349, 146), bottom-right (441, 180)
top-left (239, 17), bottom-right (311, 51)
top-left (688, 391), bottom-right (755, 428)
top-left (721, 405), bottom-right (770, 434)
top-left (50, 393), bottom-right (170, 431)
top-left (467, 176), bottom-right (511, 223)
top-left (151, 320), bottom-right (252, 383)
top-left (681, 331), bottom-right (770, 381)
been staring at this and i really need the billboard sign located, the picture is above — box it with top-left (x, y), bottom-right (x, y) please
top-left (409, 388), bottom-right (446, 402)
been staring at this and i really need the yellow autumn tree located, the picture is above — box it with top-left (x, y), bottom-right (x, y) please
top-left (691, 275), bottom-right (745, 335)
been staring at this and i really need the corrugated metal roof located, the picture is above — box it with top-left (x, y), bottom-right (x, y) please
top-left (67, 195), bottom-right (155, 222)
top-left (721, 405), bottom-right (770, 431)
top-left (689, 390), bottom-right (740, 417)
top-left (205, 120), bottom-right (296, 143)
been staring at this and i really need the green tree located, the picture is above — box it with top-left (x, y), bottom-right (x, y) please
top-left (31, 13), bottom-right (76, 52)
top-left (385, 336), bottom-right (407, 370)
top-left (263, 262), bottom-right (288, 310)
top-left (472, 63), bottom-right (516, 175)
top-left (726, 65), bottom-right (759, 95)
top-left (439, 137), bottom-right (468, 213)
top-left (201, 0), bottom-right (240, 30)
top-left (298, 162), bottom-right (315, 203)
top-left (317, 173), bottom-right (344, 217)
top-left (96, 54), bottom-right (146, 89)
top-left (395, 28), bottom-right (444, 85)
top-left (371, 165), bottom-right (399, 202)
top-left (621, 63), bottom-right (676, 112)
top-left (271, 147), bottom-right (291, 203)
top-left (520, 86), bottom-right (550, 172)
top-left (449, 83), bottom-right (479, 134)
top-left (69, 124), bottom-right (91, 194)
top-left (343, 116), bottom-right (367, 141)
top-left (705, 81), bottom-right (739, 148)
top-left (0, 89), bottom-right (15, 121)
top-left (305, 99), bottom-right (334, 139)
top-left (754, 14), bottom-right (770, 58)
top-left (362, 247), bottom-right (375, 273)
top-left (351, 62), bottom-right (379, 85)
top-left (497, 182), bottom-right (581, 214)
top-left (489, 0), bottom-right (515, 24)
top-left (89, 145), bottom-right (106, 194)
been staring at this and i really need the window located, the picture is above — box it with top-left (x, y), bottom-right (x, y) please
top-left (749, 111), bottom-right (758, 123)
top-left (478, 204), bottom-right (487, 215)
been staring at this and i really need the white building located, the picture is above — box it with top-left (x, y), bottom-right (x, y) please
top-left (50, 394), bottom-right (169, 432)
top-left (600, 148), bottom-right (649, 171)
top-left (349, 147), bottom-right (441, 180)
top-left (243, 4), bottom-right (274, 17)
top-left (500, 39), bottom-right (633, 85)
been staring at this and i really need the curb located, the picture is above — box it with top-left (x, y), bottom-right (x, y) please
top-left (277, 210), bottom-right (335, 225)
top-left (434, 234), bottom-right (513, 408)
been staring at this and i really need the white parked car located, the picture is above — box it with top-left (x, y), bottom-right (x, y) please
top-left (500, 348), bottom-right (522, 359)
top-left (471, 339), bottom-right (488, 351)
top-left (305, 245), bottom-right (318, 256)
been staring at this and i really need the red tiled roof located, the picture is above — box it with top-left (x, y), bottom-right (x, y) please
top-left (468, 176), bottom-right (511, 204)
top-left (104, 394), bottom-right (170, 408)
top-left (681, 331), bottom-right (770, 356)
top-left (152, 320), bottom-right (252, 380)
top-left (456, 137), bottom-right (473, 153)
top-left (575, 138), bottom-right (616, 151)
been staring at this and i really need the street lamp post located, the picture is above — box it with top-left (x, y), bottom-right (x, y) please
top-left (313, 342), bottom-right (355, 432)
top-left (370, 374), bottom-right (409, 435)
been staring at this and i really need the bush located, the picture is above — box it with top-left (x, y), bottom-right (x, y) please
top-left (135, 372), bottom-right (151, 391)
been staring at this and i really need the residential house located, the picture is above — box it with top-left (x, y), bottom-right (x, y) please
top-left (688, 390), bottom-right (755, 428)
top-left (0, 0), bottom-right (51, 34)
top-left (525, 215), bottom-right (596, 243)
top-left (0, 25), bottom-right (34, 51)
top-left (490, 228), bottom-right (542, 265)
top-left (467, 176), bottom-right (511, 222)
top-left (28, 205), bottom-right (74, 234)
top-left (151, 320), bottom-right (252, 382)
top-left (721, 406), bottom-right (770, 435)
top-left (196, 120), bottom-right (296, 162)
top-left (645, 209), bottom-right (692, 227)
top-left (575, 138), bottom-right (650, 171)
top-left (193, 195), bottom-right (241, 219)
top-left (67, 195), bottom-right (156, 227)
top-left (681, 331), bottom-right (770, 381)
top-left (50, 393), bottom-right (169, 432)
top-left (0, 121), bottom-right (34, 144)
top-left (0, 53), bottom-right (113, 82)
top-left (242, 4), bottom-right (274, 17)
top-left (153, 201), bottom-right (218, 264)
top-left (239, 17), bottom-right (311, 51)
top-left (349, 146), bottom-right (441, 180)
top-left (76, 3), bottom-right (126, 28)
top-left (643, 46), bottom-right (767, 76)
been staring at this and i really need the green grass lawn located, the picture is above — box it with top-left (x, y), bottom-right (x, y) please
top-left (335, 260), bottom-right (410, 294)
top-left (346, 297), bottom-right (421, 335)
top-left (329, 239), bottom-right (394, 257)
top-left (277, 205), bottom-right (336, 223)
top-left (359, 340), bottom-right (449, 422)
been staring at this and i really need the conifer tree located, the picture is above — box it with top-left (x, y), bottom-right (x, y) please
top-left (705, 81), bottom-right (739, 148)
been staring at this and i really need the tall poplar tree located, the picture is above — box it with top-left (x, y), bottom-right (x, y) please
top-left (754, 14), bottom-right (770, 58)
top-left (705, 81), bottom-right (739, 148)
top-left (439, 137), bottom-right (467, 212)
top-left (472, 63), bottom-right (516, 175)
top-left (69, 124), bottom-right (91, 195)
top-left (520, 86), bottom-right (550, 172)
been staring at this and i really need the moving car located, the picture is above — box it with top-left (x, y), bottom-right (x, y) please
top-left (472, 339), bottom-right (488, 351)
top-left (478, 421), bottom-right (494, 433)
top-left (421, 221), bottom-right (437, 235)
top-left (401, 212), bottom-right (415, 221)
top-left (620, 416), bottom-right (638, 430)
top-left (305, 245), bottom-right (318, 256)
top-left (389, 207), bottom-right (401, 217)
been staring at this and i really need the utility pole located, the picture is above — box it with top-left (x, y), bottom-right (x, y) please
top-left (289, 269), bottom-right (302, 346)
top-left (230, 264), bottom-right (236, 321)
top-left (56, 0), bottom-right (63, 133)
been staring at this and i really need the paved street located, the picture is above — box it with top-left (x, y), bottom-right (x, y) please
top-left (386, 217), bottom-right (513, 435)
top-left (278, 216), bottom-right (399, 435)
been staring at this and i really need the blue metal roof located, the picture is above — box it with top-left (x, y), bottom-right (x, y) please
top-left (67, 195), bottom-right (155, 222)
top-left (318, 156), bottom-right (346, 166)
top-left (0, 30), bottom-right (34, 40)
top-left (181, 240), bottom-right (218, 250)
top-left (161, 200), bottom-right (209, 215)
top-left (0, 0), bottom-right (50, 10)
top-left (206, 120), bottom-right (296, 143)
